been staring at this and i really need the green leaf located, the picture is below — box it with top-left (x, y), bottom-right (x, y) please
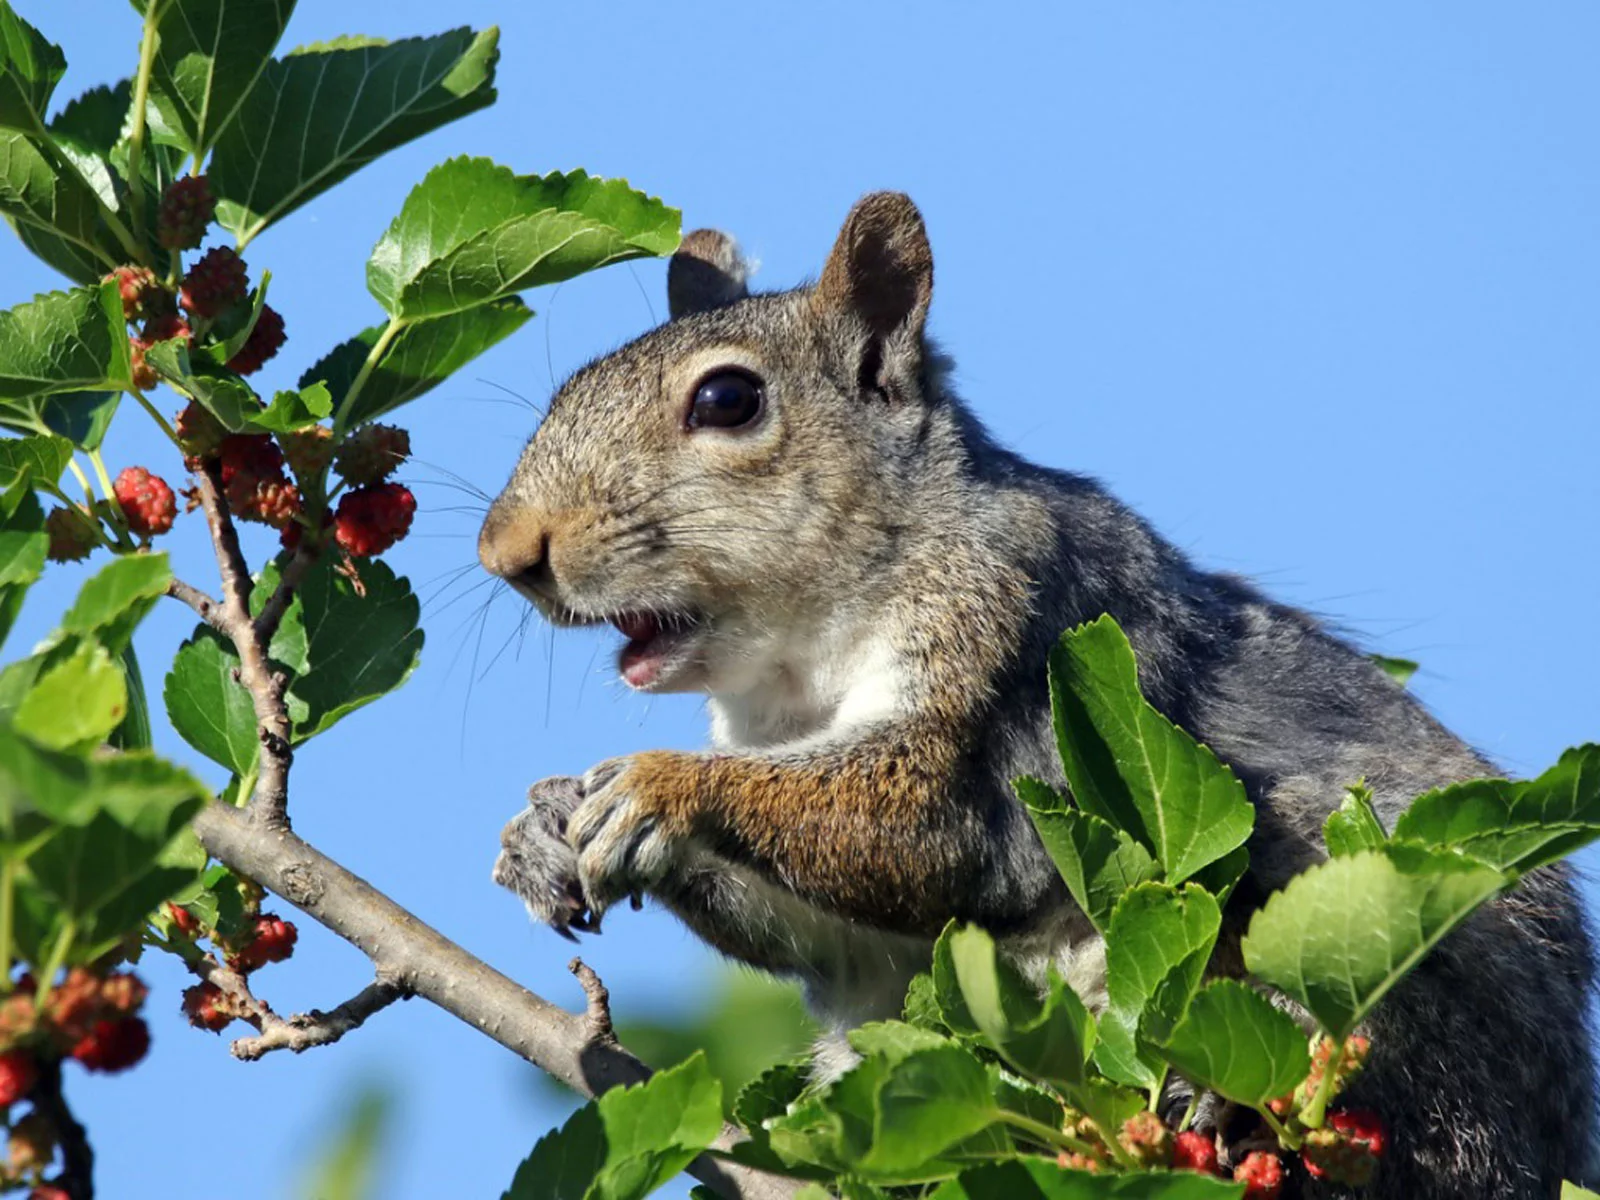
top-left (1371, 654), bottom-right (1418, 687)
top-left (0, 433), bottom-right (70, 490)
top-left (282, 557), bottom-right (422, 740)
top-left (732, 1061), bottom-right (807, 1134)
top-left (251, 382), bottom-right (331, 433)
top-left (148, 0), bottom-right (296, 157)
top-left (1158, 980), bottom-right (1311, 1108)
top-left (768, 1038), bottom-right (1009, 1183)
top-left (0, 473), bottom-right (45, 588)
top-left (0, 389), bottom-right (119, 450)
top-left (1094, 883), bottom-right (1221, 1089)
top-left (943, 923), bottom-right (1095, 1089)
top-left (294, 1083), bottom-right (392, 1200)
top-left (306, 298), bottom-right (532, 429)
top-left (933, 1159), bottom-right (1244, 1200)
top-left (1022, 778), bottom-right (1160, 934)
top-left (61, 551), bottom-right (171, 652)
top-left (1323, 783), bottom-right (1386, 859)
top-left (164, 627), bottom-right (258, 775)
top-left (0, 719), bottom-right (84, 854)
top-left (903, 971), bottom-right (947, 1034)
top-left (1561, 1184), bottom-right (1600, 1200)
top-left (0, 282), bottom-right (132, 400)
top-left (368, 158), bottom-right (680, 319)
top-left (109, 643), bottom-right (152, 752)
top-left (1048, 616), bottom-right (1254, 885)
top-left (23, 751), bottom-right (208, 954)
top-left (1390, 746), bottom-right (1600, 876)
top-left (502, 1052), bottom-right (722, 1200)
top-left (13, 640), bottom-right (126, 753)
top-left (144, 339), bottom-right (261, 430)
top-left (0, 3), bottom-right (65, 131)
top-left (0, 131), bottom-right (119, 284)
top-left (210, 27), bottom-right (500, 246)
top-left (1242, 847), bottom-right (1506, 1040)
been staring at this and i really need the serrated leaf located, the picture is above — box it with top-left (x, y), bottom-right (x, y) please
top-left (0, 131), bottom-right (120, 284)
top-left (148, 0), bottom-right (296, 156)
top-left (1242, 847), bottom-right (1506, 1040)
top-left (1390, 746), bottom-right (1600, 876)
top-left (1371, 654), bottom-right (1418, 687)
top-left (1049, 616), bottom-right (1254, 885)
top-left (23, 751), bottom-right (208, 954)
top-left (0, 282), bottom-right (131, 400)
top-left (164, 627), bottom-right (258, 775)
top-left (1094, 883), bottom-right (1221, 1089)
top-left (768, 1038), bottom-right (1009, 1183)
top-left (61, 551), bottom-right (170, 652)
top-left (932, 1159), bottom-right (1244, 1200)
top-left (203, 270), bottom-right (270, 365)
top-left (0, 3), bottom-right (65, 132)
top-left (306, 298), bottom-right (532, 430)
top-left (210, 27), bottom-right (499, 246)
top-left (0, 389), bottom-right (119, 450)
top-left (732, 1061), bottom-right (807, 1134)
top-left (1158, 980), bottom-right (1311, 1108)
top-left (943, 923), bottom-right (1095, 1090)
top-left (903, 971), bottom-right (947, 1034)
top-left (250, 381), bottom-right (329, 433)
top-left (1023, 778), bottom-right (1160, 933)
top-left (502, 1053), bottom-right (722, 1200)
top-left (368, 158), bottom-right (679, 319)
top-left (271, 558), bottom-right (421, 740)
top-left (0, 433), bottom-right (70, 490)
top-left (144, 339), bottom-right (261, 430)
top-left (1324, 783), bottom-right (1386, 858)
top-left (13, 639), bottom-right (125, 753)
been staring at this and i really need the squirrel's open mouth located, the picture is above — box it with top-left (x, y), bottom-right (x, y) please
top-left (609, 610), bottom-right (703, 689)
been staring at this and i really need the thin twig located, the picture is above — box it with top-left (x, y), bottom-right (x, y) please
top-left (193, 463), bottom-right (293, 830)
top-left (253, 543), bottom-right (317, 644)
top-left (568, 958), bottom-right (616, 1046)
top-left (191, 801), bottom-right (799, 1200)
top-left (31, 1058), bottom-right (93, 1200)
top-left (231, 978), bottom-right (407, 1061)
top-left (166, 577), bottom-right (225, 632)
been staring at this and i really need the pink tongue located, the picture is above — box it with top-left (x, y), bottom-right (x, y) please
top-left (612, 612), bottom-right (661, 643)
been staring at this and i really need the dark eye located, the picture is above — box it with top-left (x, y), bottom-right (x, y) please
top-left (688, 370), bottom-right (764, 430)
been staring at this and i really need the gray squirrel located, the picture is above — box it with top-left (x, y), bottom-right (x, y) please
top-left (480, 193), bottom-right (1597, 1197)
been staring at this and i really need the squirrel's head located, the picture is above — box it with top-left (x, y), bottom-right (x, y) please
top-left (479, 192), bottom-right (944, 698)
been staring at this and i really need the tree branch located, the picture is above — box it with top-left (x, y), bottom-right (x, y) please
top-left (253, 543), bottom-right (316, 644)
top-left (165, 577), bottom-right (225, 632)
top-left (192, 463), bottom-right (294, 830)
top-left (191, 801), bottom-right (800, 1200)
top-left (31, 1058), bottom-right (93, 1200)
top-left (230, 978), bottom-right (407, 1061)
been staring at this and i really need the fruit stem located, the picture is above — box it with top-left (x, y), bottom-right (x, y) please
top-left (32, 917), bottom-right (76, 1016)
top-left (87, 449), bottom-right (137, 551)
top-left (125, 0), bottom-right (164, 254)
top-left (1176, 1091), bottom-right (1200, 1133)
top-left (129, 387), bottom-right (179, 445)
top-left (1299, 1033), bottom-right (1345, 1129)
top-left (993, 1110), bottom-right (1107, 1161)
top-left (1258, 1103), bottom-right (1303, 1151)
top-left (0, 859), bottom-right (14, 994)
top-left (333, 316), bottom-right (405, 438)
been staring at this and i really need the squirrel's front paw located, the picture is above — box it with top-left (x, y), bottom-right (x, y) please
top-left (568, 756), bottom-right (677, 920)
top-left (492, 776), bottom-right (596, 939)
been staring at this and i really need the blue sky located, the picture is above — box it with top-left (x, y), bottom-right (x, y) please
top-left (5, 2), bottom-right (1598, 1196)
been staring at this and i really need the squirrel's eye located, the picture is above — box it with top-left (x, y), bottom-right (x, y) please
top-left (688, 370), bottom-right (763, 430)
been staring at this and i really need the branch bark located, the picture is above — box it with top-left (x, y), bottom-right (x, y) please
top-left (191, 801), bottom-right (800, 1200)
top-left (230, 978), bottom-right (407, 1061)
top-left (32, 1058), bottom-right (93, 1200)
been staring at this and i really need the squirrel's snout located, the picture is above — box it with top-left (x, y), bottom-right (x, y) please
top-left (478, 505), bottom-right (552, 592)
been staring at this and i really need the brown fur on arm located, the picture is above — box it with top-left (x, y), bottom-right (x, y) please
top-left (625, 723), bottom-right (982, 935)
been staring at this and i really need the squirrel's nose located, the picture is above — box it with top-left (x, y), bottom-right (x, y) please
top-left (478, 508), bottom-right (553, 591)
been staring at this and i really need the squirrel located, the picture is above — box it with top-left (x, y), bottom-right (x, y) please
top-left (480, 193), bottom-right (1597, 1198)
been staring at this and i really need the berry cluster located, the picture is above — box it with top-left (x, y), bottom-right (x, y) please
top-left (114, 174), bottom-right (287, 397)
top-left (1047, 1033), bottom-right (1386, 1195)
top-left (0, 968), bottom-right (151, 1193)
top-left (167, 895), bottom-right (299, 1037)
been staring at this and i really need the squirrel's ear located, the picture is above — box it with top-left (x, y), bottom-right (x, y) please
top-left (813, 192), bottom-right (933, 345)
top-left (668, 229), bottom-right (750, 318)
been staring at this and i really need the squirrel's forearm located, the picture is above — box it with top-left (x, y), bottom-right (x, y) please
top-left (627, 728), bottom-right (985, 935)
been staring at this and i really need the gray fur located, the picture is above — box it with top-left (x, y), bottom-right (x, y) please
top-left (484, 193), bottom-right (1597, 1198)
